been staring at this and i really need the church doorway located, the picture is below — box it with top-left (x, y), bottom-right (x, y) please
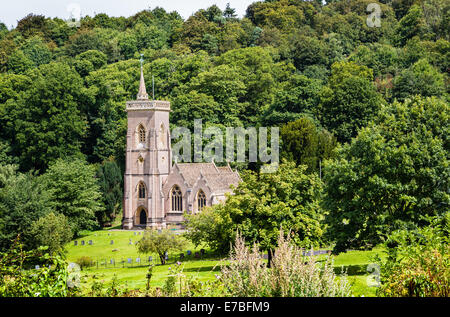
top-left (140, 209), bottom-right (147, 225)
top-left (135, 207), bottom-right (148, 226)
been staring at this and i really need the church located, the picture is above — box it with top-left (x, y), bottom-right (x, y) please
top-left (122, 65), bottom-right (241, 230)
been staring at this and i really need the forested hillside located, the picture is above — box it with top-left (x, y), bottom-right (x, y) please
top-left (0, 0), bottom-right (448, 253)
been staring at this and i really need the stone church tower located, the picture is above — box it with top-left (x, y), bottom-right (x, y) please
top-left (122, 61), bottom-right (171, 230)
top-left (123, 61), bottom-right (241, 230)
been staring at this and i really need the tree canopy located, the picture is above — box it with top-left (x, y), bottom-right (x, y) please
top-left (0, 1), bottom-right (448, 255)
top-left (323, 96), bottom-right (449, 252)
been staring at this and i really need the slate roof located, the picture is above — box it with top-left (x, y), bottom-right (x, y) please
top-left (175, 162), bottom-right (241, 193)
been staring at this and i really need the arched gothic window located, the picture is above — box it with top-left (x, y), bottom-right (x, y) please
top-left (138, 182), bottom-right (146, 199)
top-left (171, 186), bottom-right (183, 211)
top-left (138, 124), bottom-right (146, 144)
top-left (197, 190), bottom-right (207, 212)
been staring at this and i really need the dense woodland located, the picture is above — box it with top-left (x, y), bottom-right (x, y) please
top-left (0, 0), bottom-right (448, 257)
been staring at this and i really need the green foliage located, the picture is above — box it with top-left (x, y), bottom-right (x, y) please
top-left (74, 49), bottom-right (107, 76)
top-left (96, 159), bottom-right (123, 227)
top-left (0, 4), bottom-right (448, 299)
top-left (0, 237), bottom-right (78, 297)
top-left (28, 212), bottom-right (73, 255)
top-left (185, 63), bottom-right (246, 126)
top-left (0, 1), bottom-right (447, 178)
top-left (171, 91), bottom-right (219, 129)
top-left (7, 49), bottom-right (34, 74)
top-left (317, 61), bottom-right (384, 143)
top-left (291, 35), bottom-right (328, 71)
top-left (16, 14), bottom-right (50, 39)
top-left (323, 96), bottom-right (449, 253)
top-left (376, 214), bottom-right (449, 297)
top-left (40, 158), bottom-right (102, 236)
top-left (392, 58), bottom-right (446, 101)
top-left (280, 117), bottom-right (337, 173)
top-left (0, 164), bottom-right (53, 251)
top-left (185, 161), bottom-right (325, 254)
top-left (349, 43), bottom-right (400, 78)
top-left (263, 74), bottom-right (323, 126)
top-left (395, 4), bottom-right (427, 46)
top-left (136, 229), bottom-right (187, 265)
top-left (0, 62), bottom-right (88, 172)
top-left (76, 256), bottom-right (95, 270)
top-left (0, 139), bottom-right (18, 165)
top-left (21, 36), bottom-right (52, 67)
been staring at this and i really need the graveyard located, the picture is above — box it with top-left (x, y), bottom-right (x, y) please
top-left (65, 228), bottom-right (383, 296)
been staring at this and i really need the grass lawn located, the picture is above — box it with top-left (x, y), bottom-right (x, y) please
top-left (330, 248), bottom-right (385, 297)
top-left (65, 229), bottom-right (224, 294)
top-left (65, 229), bottom-right (386, 297)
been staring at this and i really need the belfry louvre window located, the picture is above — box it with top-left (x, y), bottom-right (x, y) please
top-left (138, 125), bottom-right (146, 144)
top-left (138, 182), bottom-right (146, 199)
top-left (197, 190), bottom-right (207, 211)
top-left (171, 186), bottom-right (183, 211)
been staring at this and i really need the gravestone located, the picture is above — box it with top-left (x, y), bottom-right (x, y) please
top-left (110, 240), bottom-right (114, 245)
top-left (35, 265), bottom-right (40, 270)
top-left (148, 256), bottom-right (153, 262)
top-left (187, 250), bottom-right (192, 256)
top-left (179, 253), bottom-right (185, 260)
top-left (194, 252), bottom-right (200, 259)
top-left (136, 258), bottom-right (141, 263)
top-left (129, 241), bottom-right (133, 245)
top-left (127, 258), bottom-right (132, 264)
top-left (200, 249), bottom-right (205, 255)
top-left (81, 240), bottom-right (85, 246)
top-left (138, 232), bottom-right (141, 235)
top-left (88, 240), bottom-right (93, 245)
top-left (110, 259), bottom-right (114, 265)
top-left (74, 241), bottom-right (78, 246)
top-left (134, 232), bottom-right (137, 235)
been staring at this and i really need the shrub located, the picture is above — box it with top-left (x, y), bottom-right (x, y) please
top-left (136, 229), bottom-right (187, 265)
top-left (0, 237), bottom-right (79, 297)
top-left (376, 215), bottom-right (450, 297)
top-left (76, 256), bottom-right (95, 270)
top-left (219, 231), bottom-right (351, 297)
top-left (27, 212), bottom-right (73, 254)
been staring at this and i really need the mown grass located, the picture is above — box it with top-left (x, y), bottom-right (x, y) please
top-left (65, 229), bottom-right (385, 297)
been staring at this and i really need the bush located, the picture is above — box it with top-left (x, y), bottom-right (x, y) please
top-left (0, 237), bottom-right (79, 297)
top-left (219, 231), bottom-right (351, 297)
top-left (136, 229), bottom-right (187, 265)
top-left (27, 212), bottom-right (73, 254)
top-left (376, 215), bottom-right (450, 297)
top-left (76, 256), bottom-right (95, 270)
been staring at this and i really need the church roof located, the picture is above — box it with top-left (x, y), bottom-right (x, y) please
top-left (200, 172), bottom-right (241, 193)
top-left (175, 162), bottom-right (241, 194)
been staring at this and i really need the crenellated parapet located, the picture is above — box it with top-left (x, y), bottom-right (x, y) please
top-left (126, 100), bottom-right (171, 112)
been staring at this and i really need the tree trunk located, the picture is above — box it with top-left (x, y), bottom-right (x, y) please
top-left (159, 254), bottom-right (165, 265)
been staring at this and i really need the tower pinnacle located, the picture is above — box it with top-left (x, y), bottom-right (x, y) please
top-left (137, 54), bottom-right (149, 100)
